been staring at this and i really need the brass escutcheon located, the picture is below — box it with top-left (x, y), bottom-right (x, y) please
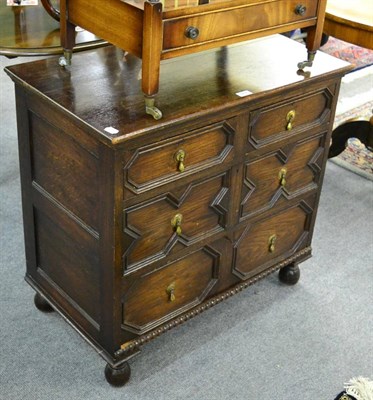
top-left (175, 149), bottom-right (186, 172)
top-left (286, 110), bottom-right (296, 130)
top-left (171, 213), bottom-right (183, 236)
top-left (166, 283), bottom-right (176, 302)
top-left (278, 168), bottom-right (287, 187)
top-left (268, 234), bottom-right (277, 253)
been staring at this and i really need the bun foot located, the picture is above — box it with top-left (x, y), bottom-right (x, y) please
top-left (104, 362), bottom-right (131, 387)
top-left (34, 293), bottom-right (54, 313)
top-left (279, 263), bottom-right (300, 285)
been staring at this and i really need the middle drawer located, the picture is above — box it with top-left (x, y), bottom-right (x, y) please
top-left (123, 172), bottom-right (230, 271)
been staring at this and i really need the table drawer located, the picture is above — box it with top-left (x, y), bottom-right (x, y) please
top-left (233, 200), bottom-right (314, 280)
top-left (163, 0), bottom-right (317, 51)
top-left (122, 248), bottom-right (219, 334)
top-left (123, 120), bottom-right (234, 197)
top-left (123, 172), bottom-right (229, 270)
top-left (241, 133), bottom-right (326, 220)
top-left (248, 88), bottom-right (332, 149)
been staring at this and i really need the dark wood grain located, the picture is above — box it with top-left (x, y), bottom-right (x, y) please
top-left (123, 173), bottom-right (228, 269)
top-left (233, 202), bottom-right (312, 280)
top-left (5, 36), bottom-right (350, 385)
top-left (123, 248), bottom-right (218, 334)
top-left (241, 134), bottom-right (325, 219)
top-left (6, 35), bottom-right (350, 144)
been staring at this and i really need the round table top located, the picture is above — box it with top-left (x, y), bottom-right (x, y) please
top-left (0, 2), bottom-right (105, 57)
top-left (326, 0), bottom-right (373, 30)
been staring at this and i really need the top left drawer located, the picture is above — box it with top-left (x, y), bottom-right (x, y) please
top-left (123, 119), bottom-right (236, 199)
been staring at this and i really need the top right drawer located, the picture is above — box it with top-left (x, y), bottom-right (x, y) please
top-left (248, 88), bottom-right (334, 149)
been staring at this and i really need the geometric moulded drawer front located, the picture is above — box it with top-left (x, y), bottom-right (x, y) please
top-left (123, 120), bottom-right (235, 197)
top-left (241, 134), bottom-right (325, 219)
top-left (123, 173), bottom-right (229, 271)
top-left (233, 201), bottom-right (313, 280)
top-left (122, 247), bottom-right (219, 334)
top-left (248, 89), bottom-right (332, 148)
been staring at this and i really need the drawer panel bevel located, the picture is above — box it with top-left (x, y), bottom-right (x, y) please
top-left (247, 88), bottom-right (333, 149)
top-left (232, 198), bottom-right (315, 280)
top-left (240, 132), bottom-right (326, 220)
top-left (123, 172), bottom-right (230, 271)
top-left (123, 119), bottom-right (235, 198)
top-left (121, 246), bottom-right (220, 335)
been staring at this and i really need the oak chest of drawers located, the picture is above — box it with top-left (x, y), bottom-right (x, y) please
top-left (5, 35), bottom-right (350, 386)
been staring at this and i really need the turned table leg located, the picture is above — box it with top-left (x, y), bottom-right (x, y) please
top-left (142, 0), bottom-right (163, 120)
top-left (58, 0), bottom-right (75, 67)
top-left (279, 262), bottom-right (300, 285)
top-left (34, 293), bottom-right (54, 313)
top-left (298, 0), bottom-right (327, 70)
top-left (104, 362), bottom-right (131, 387)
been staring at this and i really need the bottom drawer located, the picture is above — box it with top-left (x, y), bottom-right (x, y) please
top-left (232, 200), bottom-right (314, 280)
top-left (122, 248), bottom-right (219, 335)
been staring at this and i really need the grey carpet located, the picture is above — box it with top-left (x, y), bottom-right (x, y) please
top-left (1, 55), bottom-right (372, 400)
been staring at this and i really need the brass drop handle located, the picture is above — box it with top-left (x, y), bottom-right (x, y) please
top-left (171, 213), bottom-right (183, 236)
top-left (286, 110), bottom-right (296, 131)
top-left (268, 234), bottom-right (277, 253)
top-left (279, 168), bottom-right (287, 187)
top-left (175, 149), bottom-right (186, 173)
top-left (166, 283), bottom-right (176, 302)
top-left (295, 4), bottom-right (307, 15)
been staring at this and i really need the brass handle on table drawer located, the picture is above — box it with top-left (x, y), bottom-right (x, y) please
top-left (166, 283), bottom-right (176, 302)
top-left (175, 149), bottom-right (186, 172)
top-left (295, 4), bottom-right (307, 15)
top-left (286, 110), bottom-right (296, 131)
top-left (185, 26), bottom-right (200, 40)
top-left (268, 234), bottom-right (277, 253)
top-left (279, 168), bottom-right (287, 187)
top-left (171, 213), bottom-right (183, 236)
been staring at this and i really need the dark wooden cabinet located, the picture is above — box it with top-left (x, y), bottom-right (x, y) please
top-left (5, 35), bottom-right (350, 386)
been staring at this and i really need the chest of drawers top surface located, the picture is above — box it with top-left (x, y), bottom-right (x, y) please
top-left (6, 35), bottom-right (349, 144)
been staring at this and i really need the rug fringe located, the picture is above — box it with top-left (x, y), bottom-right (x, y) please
top-left (344, 377), bottom-right (373, 400)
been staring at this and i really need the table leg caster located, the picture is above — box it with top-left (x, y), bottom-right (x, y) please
top-left (59, 50), bottom-right (72, 67)
top-left (104, 362), bottom-right (131, 387)
top-left (145, 96), bottom-right (163, 120)
top-left (279, 263), bottom-right (300, 285)
top-left (297, 50), bottom-right (316, 70)
top-left (34, 293), bottom-right (54, 313)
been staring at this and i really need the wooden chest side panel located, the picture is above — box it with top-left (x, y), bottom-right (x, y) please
top-left (33, 205), bottom-right (100, 326)
top-left (29, 112), bottom-right (99, 232)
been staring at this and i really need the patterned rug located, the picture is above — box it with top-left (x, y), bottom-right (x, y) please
top-left (331, 100), bottom-right (373, 180)
top-left (318, 35), bottom-right (373, 179)
top-left (321, 36), bottom-right (373, 72)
